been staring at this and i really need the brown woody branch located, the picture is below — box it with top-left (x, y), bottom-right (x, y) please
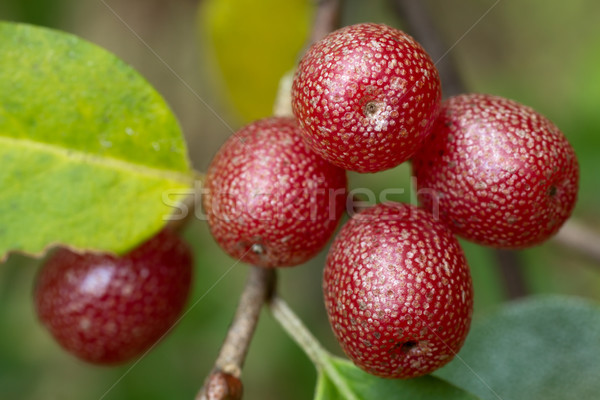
top-left (196, 266), bottom-right (276, 400)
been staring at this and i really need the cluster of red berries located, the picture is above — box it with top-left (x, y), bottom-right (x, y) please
top-left (203, 22), bottom-right (579, 379)
top-left (34, 22), bottom-right (578, 380)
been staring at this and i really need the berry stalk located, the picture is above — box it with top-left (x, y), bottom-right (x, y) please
top-left (268, 295), bottom-right (360, 400)
top-left (165, 171), bottom-right (205, 233)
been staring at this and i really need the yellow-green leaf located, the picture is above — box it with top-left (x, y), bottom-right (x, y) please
top-left (0, 22), bottom-right (194, 261)
top-left (198, 0), bottom-right (313, 122)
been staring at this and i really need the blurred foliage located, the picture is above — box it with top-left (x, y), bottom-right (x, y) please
top-left (436, 296), bottom-right (600, 400)
top-left (1, 0), bottom-right (600, 399)
top-left (198, 0), bottom-right (313, 123)
top-left (0, 0), bottom-right (70, 27)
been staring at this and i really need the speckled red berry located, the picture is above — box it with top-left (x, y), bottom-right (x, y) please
top-left (203, 116), bottom-right (347, 268)
top-left (34, 229), bottom-right (193, 365)
top-left (323, 202), bottom-right (473, 379)
top-left (412, 93), bottom-right (579, 248)
top-left (291, 23), bottom-right (441, 173)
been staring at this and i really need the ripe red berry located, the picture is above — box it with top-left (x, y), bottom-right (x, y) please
top-left (323, 202), bottom-right (473, 379)
top-left (203, 116), bottom-right (347, 268)
top-left (34, 229), bottom-right (193, 365)
top-left (412, 93), bottom-right (579, 248)
top-left (291, 23), bottom-right (441, 173)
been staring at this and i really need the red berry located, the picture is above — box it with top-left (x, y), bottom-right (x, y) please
top-left (292, 23), bottom-right (441, 173)
top-left (323, 202), bottom-right (473, 379)
top-left (203, 116), bottom-right (347, 268)
top-left (412, 93), bottom-right (579, 248)
top-left (34, 229), bottom-right (193, 365)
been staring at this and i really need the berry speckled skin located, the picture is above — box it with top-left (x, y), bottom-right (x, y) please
top-left (412, 94), bottom-right (579, 248)
top-left (323, 202), bottom-right (473, 379)
top-left (203, 117), bottom-right (347, 268)
top-left (34, 229), bottom-right (193, 365)
top-left (292, 23), bottom-right (441, 173)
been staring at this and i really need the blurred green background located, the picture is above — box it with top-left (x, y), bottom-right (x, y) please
top-left (1, 0), bottom-right (599, 399)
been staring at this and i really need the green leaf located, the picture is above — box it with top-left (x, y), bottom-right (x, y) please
top-left (316, 356), bottom-right (481, 400)
top-left (0, 22), bottom-right (194, 260)
top-left (435, 295), bottom-right (600, 400)
top-left (314, 372), bottom-right (343, 400)
top-left (198, 0), bottom-right (313, 122)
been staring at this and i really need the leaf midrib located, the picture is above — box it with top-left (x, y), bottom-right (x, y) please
top-left (0, 135), bottom-right (193, 183)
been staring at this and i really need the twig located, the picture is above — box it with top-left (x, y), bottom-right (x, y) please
top-left (196, 266), bottom-right (276, 400)
top-left (553, 219), bottom-right (600, 265)
top-left (198, 372), bottom-right (243, 400)
top-left (391, 0), bottom-right (466, 97)
top-left (494, 249), bottom-right (528, 299)
top-left (309, 0), bottom-right (343, 45)
top-left (392, 0), bottom-right (528, 299)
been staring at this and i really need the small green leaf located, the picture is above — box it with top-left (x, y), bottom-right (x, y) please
top-left (0, 22), bottom-right (194, 260)
top-left (198, 0), bottom-right (313, 122)
top-left (314, 372), bottom-right (344, 400)
top-left (316, 356), bottom-right (481, 400)
top-left (436, 295), bottom-right (600, 400)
